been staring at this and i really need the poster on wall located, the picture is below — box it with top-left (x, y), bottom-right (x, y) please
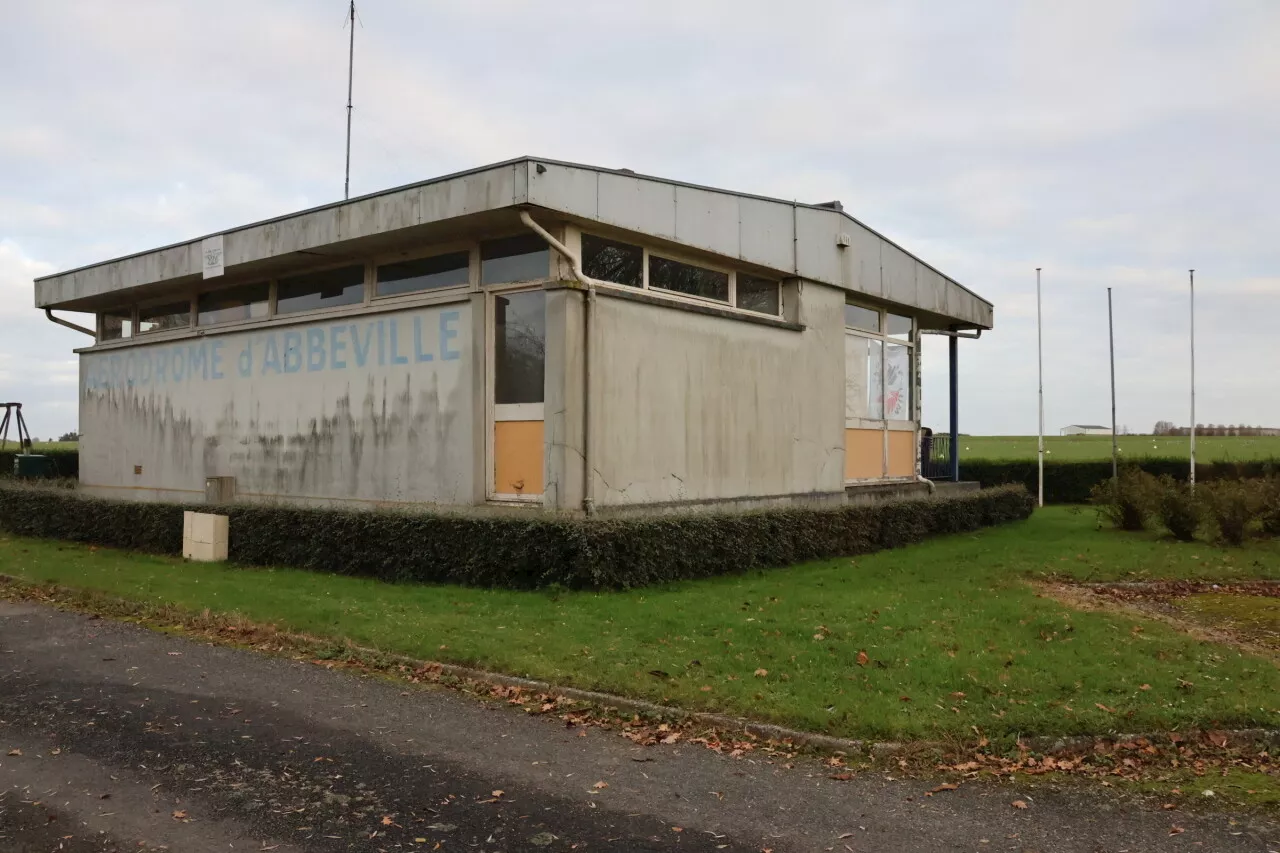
top-left (885, 343), bottom-right (911, 419)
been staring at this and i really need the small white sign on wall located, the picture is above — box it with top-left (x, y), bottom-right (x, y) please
top-left (202, 235), bottom-right (225, 279)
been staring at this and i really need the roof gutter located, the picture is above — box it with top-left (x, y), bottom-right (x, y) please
top-left (45, 309), bottom-right (96, 338)
top-left (921, 328), bottom-right (983, 339)
top-left (518, 210), bottom-right (603, 517)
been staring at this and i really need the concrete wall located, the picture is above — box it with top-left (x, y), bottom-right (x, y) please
top-left (78, 301), bottom-right (475, 506)
top-left (588, 282), bottom-right (846, 506)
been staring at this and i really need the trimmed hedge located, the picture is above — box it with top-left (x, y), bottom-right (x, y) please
top-left (0, 482), bottom-right (1034, 590)
top-left (0, 448), bottom-right (79, 479)
top-left (961, 458), bottom-right (1280, 505)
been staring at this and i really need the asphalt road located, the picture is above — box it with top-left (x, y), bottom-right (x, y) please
top-left (0, 600), bottom-right (1276, 852)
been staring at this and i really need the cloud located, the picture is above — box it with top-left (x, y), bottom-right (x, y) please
top-left (2, 0), bottom-right (1278, 438)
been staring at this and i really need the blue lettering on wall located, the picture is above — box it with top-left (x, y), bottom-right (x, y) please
top-left (440, 311), bottom-right (460, 360)
top-left (262, 336), bottom-right (281, 374)
top-left (283, 331), bottom-right (302, 373)
top-left (82, 308), bottom-right (469, 390)
top-left (413, 315), bottom-right (434, 362)
top-left (306, 328), bottom-right (326, 372)
top-left (330, 325), bottom-right (348, 369)
top-left (388, 317), bottom-right (409, 365)
top-left (351, 323), bottom-right (372, 368)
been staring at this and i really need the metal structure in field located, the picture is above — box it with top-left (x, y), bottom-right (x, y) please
top-left (33, 158), bottom-right (994, 514)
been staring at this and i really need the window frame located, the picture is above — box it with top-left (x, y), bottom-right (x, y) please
top-left (479, 233), bottom-right (554, 287)
top-left (577, 229), bottom-right (784, 319)
top-left (135, 296), bottom-right (195, 336)
top-left (195, 279), bottom-right (275, 329)
top-left (372, 241), bottom-right (477, 302)
top-left (273, 260), bottom-right (371, 317)
top-left (843, 301), bottom-right (918, 482)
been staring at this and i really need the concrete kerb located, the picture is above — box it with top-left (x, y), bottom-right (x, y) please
top-left (3, 572), bottom-right (1278, 762)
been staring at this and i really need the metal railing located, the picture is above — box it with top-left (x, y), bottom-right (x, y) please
top-left (921, 433), bottom-right (953, 480)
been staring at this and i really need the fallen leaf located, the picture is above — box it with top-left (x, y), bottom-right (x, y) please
top-left (829, 773), bottom-right (853, 781)
top-left (1169, 826), bottom-right (1184, 836)
top-left (856, 651), bottom-right (869, 667)
top-left (1011, 800), bottom-right (1028, 810)
top-left (671, 827), bottom-right (683, 832)
top-left (1095, 703), bottom-right (1115, 713)
top-left (927, 783), bottom-right (959, 796)
top-left (415, 839), bottom-right (426, 844)
top-left (592, 781), bottom-right (608, 790)
top-left (700, 686), bottom-right (712, 692)
top-left (753, 668), bottom-right (768, 678)
top-left (1139, 684), bottom-right (1151, 691)
top-left (950, 691), bottom-right (966, 700)
top-left (899, 695), bottom-right (911, 702)
top-left (1162, 803), bottom-right (1177, 810)
top-left (491, 790), bottom-right (505, 798)
top-left (6, 749), bottom-right (20, 756)
top-left (171, 810), bottom-right (187, 820)
top-left (381, 815), bottom-right (394, 826)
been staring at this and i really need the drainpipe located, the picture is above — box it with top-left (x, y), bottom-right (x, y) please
top-left (45, 309), bottom-right (96, 338)
top-left (518, 210), bottom-right (601, 516)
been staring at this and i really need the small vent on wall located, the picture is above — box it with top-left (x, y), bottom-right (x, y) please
top-left (205, 476), bottom-right (236, 505)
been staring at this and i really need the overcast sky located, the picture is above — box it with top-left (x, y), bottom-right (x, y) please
top-left (2, 0), bottom-right (1277, 440)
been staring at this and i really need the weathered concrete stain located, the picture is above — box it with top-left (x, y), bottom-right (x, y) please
top-left (79, 304), bottom-right (474, 506)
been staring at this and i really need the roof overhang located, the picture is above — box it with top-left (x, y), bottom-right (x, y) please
top-left (34, 157), bottom-right (993, 330)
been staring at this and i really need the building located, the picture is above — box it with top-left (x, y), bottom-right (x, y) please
top-left (34, 158), bottom-right (993, 515)
top-left (1060, 425), bottom-right (1113, 436)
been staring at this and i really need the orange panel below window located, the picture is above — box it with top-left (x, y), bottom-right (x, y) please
top-left (494, 420), bottom-right (544, 495)
top-left (844, 428), bottom-right (884, 480)
top-left (887, 430), bottom-right (916, 477)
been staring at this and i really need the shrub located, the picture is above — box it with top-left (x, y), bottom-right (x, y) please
top-left (1154, 475), bottom-right (1202, 541)
top-left (1259, 478), bottom-right (1280, 538)
top-left (1200, 479), bottom-right (1263, 546)
top-left (1089, 467), bottom-right (1159, 531)
top-left (961, 458), bottom-right (1280, 505)
top-left (0, 481), bottom-right (1035, 590)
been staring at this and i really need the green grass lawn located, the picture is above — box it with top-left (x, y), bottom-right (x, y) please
top-left (2, 507), bottom-right (1278, 744)
top-left (957, 434), bottom-right (1280, 462)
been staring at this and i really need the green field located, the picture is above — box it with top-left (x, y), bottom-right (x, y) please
top-left (3, 507), bottom-right (1278, 744)
top-left (958, 434), bottom-right (1280, 462)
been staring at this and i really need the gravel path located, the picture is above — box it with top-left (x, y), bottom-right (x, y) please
top-left (1, 600), bottom-right (1275, 852)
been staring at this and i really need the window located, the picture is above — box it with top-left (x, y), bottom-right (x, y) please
top-left (736, 274), bottom-right (780, 315)
top-left (277, 265), bottom-right (365, 315)
top-left (198, 283), bottom-right (269, 326)
top-left (846, 337), bottom-right (883, 420)
top-left (138, 301), bottom-right (190, 334)
top-left (582, 234), bottom-right (642, 287)
top-left (844, 301), bottom-right (915, 422)
top-left (481, 235), bottom-right (550, 285)
top-left (844, 303), bottom-right (881, 333)
top-left (649, 254), bottom-right (728, 302)
top-left (376, 251), bottom-right (469, 297)
top-left (885, 342), bottom-right (912, 419)
top-left (100, 311), bottom-right (133, 341)
top-left (494, 290), bottom-right (546, 404)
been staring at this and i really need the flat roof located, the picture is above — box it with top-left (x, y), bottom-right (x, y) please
top-left (34, 157), bottom-right (993, 329)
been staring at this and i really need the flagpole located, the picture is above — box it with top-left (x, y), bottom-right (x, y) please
top-left (1108, 287), bottom-right (1118, 480)
top-left (1189, 269), bottom-right (1196, 489)
top-left (1037, 267), bottom-right (1044, 507)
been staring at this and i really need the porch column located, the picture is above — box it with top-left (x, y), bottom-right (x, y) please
top-left (949, 330), bottom-right (960, 481)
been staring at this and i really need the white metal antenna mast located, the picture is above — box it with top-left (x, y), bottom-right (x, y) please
top-left (1036, 267), bottom-right (1044, 507)
top-left (1189, 269), bottom-right (1196, 489)
top-left (344, 1), bottom-right (356, 200)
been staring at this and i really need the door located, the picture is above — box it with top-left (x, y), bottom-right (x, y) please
top-left (489, 288), bottom-right (546, 499)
